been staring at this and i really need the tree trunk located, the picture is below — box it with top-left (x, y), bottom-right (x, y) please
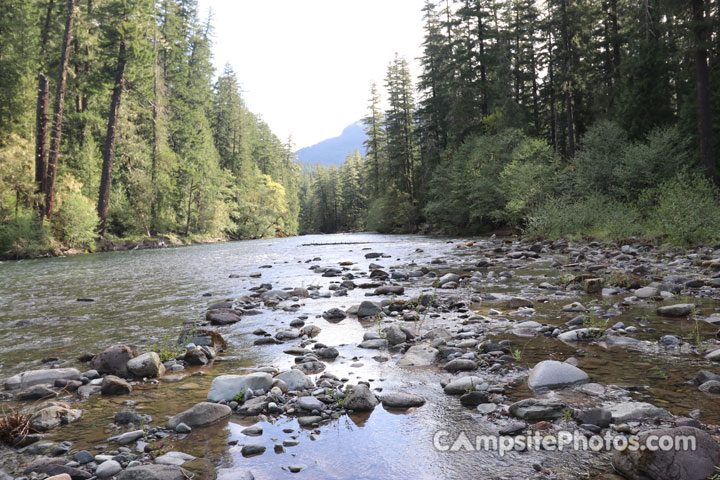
top-left (692, 0), bottom-right (716, 181)
top-left (477, 2), bottom-right (488, 118)
top-left (97, 40), bottom-right (127, 235)
top-left (44, 0), bottom-right (75, 219)
top-left (34, 74), bottom-right (49, 199)
top-left (560, 0), bottom-right (575, 158)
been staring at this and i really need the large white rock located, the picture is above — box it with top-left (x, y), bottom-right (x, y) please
top-left (443, 376), bottom-right (486, 395)
top-left (154, 452), bottom-right (196, 466)
top-left (275, 370), bottom-right (313, 392)
top-left (126, 352), bottom-right (165, 378)
top-left (207, 372), bottom-right (273, 402)
top-left (528, 360), bottom-right (589, 392)
top-left (4, 368), bottom-right (81, 390)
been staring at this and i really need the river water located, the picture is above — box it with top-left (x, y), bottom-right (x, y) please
top-left (1, 233), bottom-right (719, 479)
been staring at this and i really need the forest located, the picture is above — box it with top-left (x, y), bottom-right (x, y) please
top-left (3, 0), bottom-right (720, 259)
top-left (301, 0), bottom-right (720, 246)
top-left (0, 0), bottom-right (299, 258)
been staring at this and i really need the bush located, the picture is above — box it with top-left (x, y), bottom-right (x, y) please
top-left (53, 192), bottom-right (99, 249)
top-left (0, 214), bottom-right (52, 258)
top-left (526, 193), bottom-right (644, 241)
top-left (646, 173), bottom-right (720, 245)
top-left (572, 120), bottom-right (628, 195)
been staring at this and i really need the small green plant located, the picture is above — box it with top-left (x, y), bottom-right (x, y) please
top-left (375, 313), bottom-right (386, 339)
top-left (561, 409), bottom-right (573, 422)
top-left (233, 392), bottom-right (245, 404)
top-left (652, 366), bottom-right (669, 380)
top-left (512, 348), bottom-right (523, 362)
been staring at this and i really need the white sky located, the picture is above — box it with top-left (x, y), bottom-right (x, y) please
top-left (197, 0), bottom-right (426, 150)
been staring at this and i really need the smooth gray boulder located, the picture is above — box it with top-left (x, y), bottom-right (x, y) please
top-left (527, 360), bottom-right (589, 391)
top-left (275, 370), bottom-right (313, 391)
top-left (207, 373), bottom-right (273, 402)
top-left (91, 345), bottom-right (137, 377)
top-left (296, 396), bottom-right (325, 411)
top-left (166, 402), bottom-right (231, 429)
top-left (380, 392), bottom-right (426, 408)
top-left (4, 368), bottom-right (81, 390)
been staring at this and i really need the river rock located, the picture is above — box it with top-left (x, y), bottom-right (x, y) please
top-left (296, 396), bottom-right (325, 411)
top-left (31, 404), bottom-right (83, 431)
top-left (635, 287), bottom-right (658, 299)
top-left (207, 373), bottom-right (273, 402)
top-left (17, 384), bottom-right (57, 401)
top-left (4, 368), bottom-right (81, 390)
top-left (557, 328), bottom-right (603, 342)
top-left (575, 408), bottom-right (612, 428)
top-left (608, 402), bottom-right (671, 423)
top-left (698, 380), bottom-right (720, 393)
top-left (154, 452), bottom-right (196, 466)
top-left (127, 352), bottom-right (165, 378)
top-left (322, 308), bottom-right (346, 321)
top-left (316, 346), bottom-right (339, 359)
top-left (91, 345), bottom-right (137, 377)
top-left (357, 301), bottom-right (382, 317)
top-left (397, 345), bottom-right (438, 367)
top-left (444, 359), bottom-right (478, 371)
top-left (527, 360), bottom-right (589, 391)
top-left (658, 304), bottom-right (695, 317)
top-left (117, 465), bottom-right (192, 480)
top-left (343, 384), bottom-right (378, 411)
top-left (237, 395), bottom-right (269, 416)
top-left (241, 444), bottom-right (266, 456)
top-left (443, 376), bottom-right (485, 395)
top-left (358, 339), bottom-right (388, 349)
top-left (276, 370), bottom-right (313, 391)
top-left (167, 402), bottom-right (231, 429)
top-left (96, 460), bottom-right (122, 478)
top-left (384, 325), bottom-right (407, 345)
top-left (117, 429), bottom-right (144, 444)
top-left (508, 298), bottom-right (533, 309)
top-left (380, 392), bottom-right (426, 408)
top-left (374, 286), bottom-right (404, 295)
top-left (300, 325), bottom-right (321, 337)
top-left (460, 391), bottom-right (490, 407)
top-left (612, 426), bottom-right (720, 480)
top-left (509, 398), bottom-right (569, 420)
top-left (101, 375), bottom-right (132, 395)
top-left (438, 273), bottom-right (460, 287)
top-left (180, 329), bottom-right (227, 352)
top-left (206, 308), bottom-right (242, 326)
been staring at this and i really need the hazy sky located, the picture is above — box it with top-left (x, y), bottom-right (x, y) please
top-left (196, 0), bottom-right (426, 150)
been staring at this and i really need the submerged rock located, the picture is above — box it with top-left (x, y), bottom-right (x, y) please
top-left (4, 368), bottom-right (81, 390)
top-left (657, 304), bottom-right (695, 317)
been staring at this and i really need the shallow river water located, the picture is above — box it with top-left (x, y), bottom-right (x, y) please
top-left (1, 233), bottom-right (720, 479)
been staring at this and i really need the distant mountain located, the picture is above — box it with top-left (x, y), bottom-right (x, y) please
top-left (296, 121), bottom-right (367, 167)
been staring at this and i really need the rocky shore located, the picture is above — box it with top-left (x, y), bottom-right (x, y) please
top-left (4, 235), bottom-right (720, 479)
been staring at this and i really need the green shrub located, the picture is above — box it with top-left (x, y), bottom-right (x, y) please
top-left (572, 120), bottom-right (628, 195)
top-left (646, 173), bottom-right (720, 245)
top-left (0, 214), bottom-right (52, 258)
top-left (53, 192), bottom-right (99, 249)
top-left (365, 185), bottom-right (417, 233)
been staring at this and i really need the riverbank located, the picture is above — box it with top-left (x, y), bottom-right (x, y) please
top-left (2, 233), bottom-right (720, 479)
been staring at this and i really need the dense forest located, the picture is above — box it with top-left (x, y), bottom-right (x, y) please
top-left (4, 0), bottom-right (720, 259)
top-left (301, 0), bottom-right (720, 245)
top-left (0, 0), bottom-right (299, 258)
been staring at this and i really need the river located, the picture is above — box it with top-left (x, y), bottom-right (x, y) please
top-left (1, 233), bottom-right (719, 479)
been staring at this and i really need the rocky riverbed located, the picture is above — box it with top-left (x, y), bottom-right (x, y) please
top-left (3, 233), bottom-right (720, 479)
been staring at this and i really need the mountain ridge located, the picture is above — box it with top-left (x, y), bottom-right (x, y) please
top-left (296, 121), bottom-right (367, 167)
